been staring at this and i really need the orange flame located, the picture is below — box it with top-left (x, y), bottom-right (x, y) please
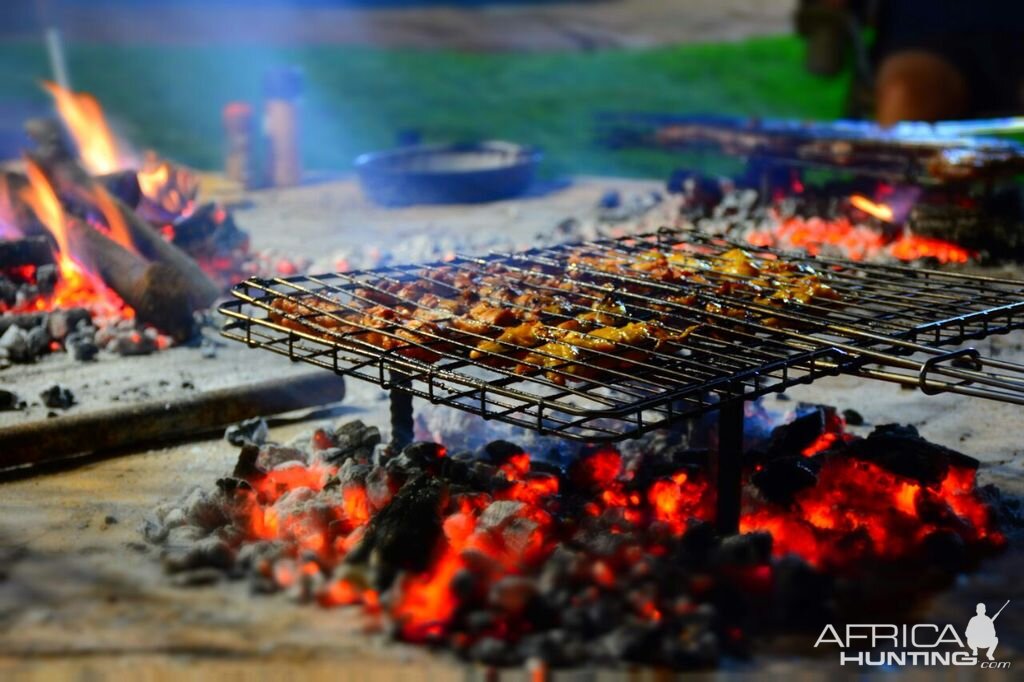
top-left (849, 194), bottom-right (894, 222)
top-left (90, 184), bottom-right (136, 253)
top-left (16, 160), bottom-right (130, 318)
top-left (42, 81), bottom-right (122, 175)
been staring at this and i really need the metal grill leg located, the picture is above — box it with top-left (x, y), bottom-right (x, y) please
top-left (389, 371), bottom-right (414, 451)
top-left (713, 400), bottom-right (744, 535)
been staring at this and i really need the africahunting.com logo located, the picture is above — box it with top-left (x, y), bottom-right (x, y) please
top-left (815, 601), bottom-right (1012, 668)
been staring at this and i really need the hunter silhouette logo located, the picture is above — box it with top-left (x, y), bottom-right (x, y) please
top-left (814, 601), bottom-right (1013, 668)
top-left (966, 601), bottom-right (1009, 661)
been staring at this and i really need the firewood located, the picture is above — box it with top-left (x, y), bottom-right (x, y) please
top-left (0, 371), bottom-right (346, 471)
top-left (0, 237), bottom-right (54, 269)
top-left (24, 118), bottom-right (222, 310)
top-left (64, 214), bottom-right (195, 340)
top-left (96, 169), bottom-right (141, 208)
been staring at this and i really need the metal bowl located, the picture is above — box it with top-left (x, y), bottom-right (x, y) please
top-left (355, 141), bottom-right (541, 206)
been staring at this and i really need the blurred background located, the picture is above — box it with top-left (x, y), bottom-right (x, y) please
top-left (0, 0), bottom-right (846, 178)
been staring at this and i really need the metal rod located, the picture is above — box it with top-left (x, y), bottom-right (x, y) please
top-left (389, 370), bottom-right (415, 451)
top-left (713, 398), bottom-right (744, 536)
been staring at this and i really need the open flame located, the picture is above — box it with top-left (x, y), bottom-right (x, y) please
top-left (849, 194), bottom-right (894, 223)
top-left (42, 81), bottom-right (122, 175)
top-left (14, 160), bottom-right (130, 318)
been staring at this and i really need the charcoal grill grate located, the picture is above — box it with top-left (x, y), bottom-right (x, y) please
top-left (221, 229), bottom-right (1024, 442)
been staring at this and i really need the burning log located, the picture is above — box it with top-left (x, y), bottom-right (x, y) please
top-left (64, 213), bottom-right (195, 340)
top-left (25, 118), bottom-right (222, 310)
top-left (97, 169), bottom-right (141, 208)
top-left (0, 236), bottom-right (54, 269)
top-left (0, 371), bottom-right (346, 471)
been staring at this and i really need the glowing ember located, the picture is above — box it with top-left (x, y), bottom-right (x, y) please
top-left (43, 81), bottom-right (122, 175)
top-left (749, 215), bottom-right (974, 265)
top-left (137, 152), bottom-right (198, 220)
top-left (174, 411), bottom-right (1003, 666)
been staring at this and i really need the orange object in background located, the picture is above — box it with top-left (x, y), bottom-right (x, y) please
top-left (262, 67), bottom-right (304, 188)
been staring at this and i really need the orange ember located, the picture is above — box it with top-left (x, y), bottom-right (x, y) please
top-left (749, 215), bottom-right (973, 264)
top-left (217, 418), bottom-right (1001, 651)
top-left (43, 81), bottom-right (122, 175)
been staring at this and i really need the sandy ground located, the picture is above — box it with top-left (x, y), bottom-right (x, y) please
top-left (2, 0), bottom-right (796, 50)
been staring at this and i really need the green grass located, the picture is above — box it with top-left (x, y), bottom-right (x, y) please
top-left (0, 37), bottom-right (849, 178)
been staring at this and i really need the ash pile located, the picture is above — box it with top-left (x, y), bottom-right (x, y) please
top-left (142, 406), bottom-right (1013, 669)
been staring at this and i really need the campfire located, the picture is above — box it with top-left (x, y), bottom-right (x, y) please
top-left (0, 84), bottom-right (255, 365)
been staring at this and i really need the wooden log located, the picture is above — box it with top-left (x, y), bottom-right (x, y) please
top-left (65, 214), bottom-right (195, 341)
top-left (96, 169), bottom-right (141, 208)
top-left (0, 371), bottom-right (346, 470)
top-left (0, 236), bottom-right (55, 269)
top-left (24, 119), bottom-right (222, 310)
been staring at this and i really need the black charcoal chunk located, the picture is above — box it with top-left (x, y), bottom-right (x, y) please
top-left (162, 535), bottom-right (235, 573)
top-left (65, 331), bottom-right (99, 361)
top-left (327, 420), bottom-right (381, 463)
top-left (751, 457), bottom-right (818, 506)
top-left (845, 423), bottom-right (979, 485)
top-left (841, 408), bottom-right (864, 426)
top-left (0, 388), bottom-right (24, 411)
top-left (344, 474), bottom-right (442, 590)
top-left (35, 264), bottom-right (58, 294)
top-left (0, 325), bottom-right (30, 363)
top-left (39, 384), bottom-right (75, 409)
top-left (25, 325), bottom-right (50, 357)
top-left (225, 417), bottom-right (268, 446)
top-left (257, 444), bottom-right (308, 470)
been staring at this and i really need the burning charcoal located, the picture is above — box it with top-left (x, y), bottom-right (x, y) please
top-left (310, 427), bottom-right (335, 452)
top-left (328, 420), bottom-right (381, 463)
top-left (841, 408), bottom-right (865, 426)
top-left (0, 388), bottom-right (24, 411)
top-left (236, 540), bottom-right (288, 574)
top-left (39, 384), bottom-right (75, 409)
top-left (517, 630), bottom-right (582, 667)
top-left (65, 330), bottom-right (99, 362)
top-left (771, 555), bottom-right (832, 628)
top-left (397, 441), bottom-right (446, 468)
top-left (489, 576), bottom-right (538, 615)
top-left (25, 326), bottom-right (49, 358)
top-left (34, 264), bottom-right (57, 295)
top-left (232, 444), bottom-right (261, 479)
top-left (225, 417), bottom-right (269, 447)
top-left (344, 474), bottom-right (442, 590)
top-left (920, 529), bottom-right (967, 574)
top-left (481, 439), bottom-right (525, 465)
top-left (257, 445), bottom-right (308, 470)
top-left (365, 466), bottom-right (397, 511)
top-left (712, 532), bottom-right (772, 566)
top-left (751, 457), bottom-right (818, 506)
top-left (845, 423), bottom-right (979, 486)
top-left (0, 278), bottom-right (16, 308)
top-left (162, 535), bottom-right (235, 573)
top-left (180, 487), bottom-right (229, 532)
top-left (0, 325), bottom-right (31, 363)
top-left (169, 567), bottom-right (223, 588)
top-left (593, 621), bottom-right (661, 663)
top-left (765, 406), bottom-right (829, 458)
top-left (337, 458), bottom-right (371, 485)
top-left (468, 636), bottom-right (515, 666)
top-left (479, 500), bottom-right (525, 531)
